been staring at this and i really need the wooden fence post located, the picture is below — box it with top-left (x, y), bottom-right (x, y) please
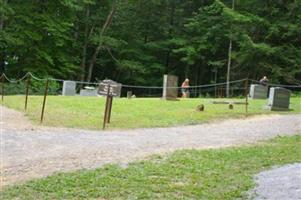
top-left (25, 76), bottom-right (31, 110)
top-left (40, 79), bottom-right (49, 123)
top-left (102, 84), bottom-right (111, 130)
top-left (245, 78), bottom-right (249, 116)
top-left (107, 96), bottom-right (113, 123)
top-left (1, 74), bottom-right (4, 101)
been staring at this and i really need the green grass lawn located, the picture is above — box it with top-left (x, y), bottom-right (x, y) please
top-left (1, 135), bottom-right (300, 199)
top-left (1, 96), bottom-right (300, 129)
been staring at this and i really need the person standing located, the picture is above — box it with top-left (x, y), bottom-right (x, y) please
top-left (181, 78), bottom-right (190, 98)
top-left (259, 76), bottom-right (269, 86)
top-left (259, 76), bottom-right (269, 98)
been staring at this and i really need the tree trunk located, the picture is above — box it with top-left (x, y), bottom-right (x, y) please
top-left (226, 0), bottom-right (235, 98)
top-left (165, 1), bottom-right (175, 74)
top-left (79, 7), bottom-right (90, 86)
top-left (226, 38), bottom-right (232, 97)
top-left (0, 0), bottom-right (6, 73)
top-left (86, 1), bottom-right (116, 82)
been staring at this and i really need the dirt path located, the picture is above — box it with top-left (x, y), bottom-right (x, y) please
top-left (1, 105), bottom-right (301, 186)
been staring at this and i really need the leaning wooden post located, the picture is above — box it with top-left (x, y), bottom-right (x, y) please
top-left (1, 74), bottom-right (4, 101)
top-left (107, 96), bottom-right (113, 123)
top-left (245, 78), bottom-right (249, 117)
top-left (40, 79), bottom-right (49, 123)
top-left (24, 76), bottom-right (31, 110)
top-left (102, 84), bottom-right (111, 130)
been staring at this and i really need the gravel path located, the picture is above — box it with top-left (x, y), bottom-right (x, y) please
top-left (1, 105), bottom-right (301, 186)
top-left (250, 163), bottom-right (301, 200)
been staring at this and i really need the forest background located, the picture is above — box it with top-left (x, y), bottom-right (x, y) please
top-left (1, 0), bottom-right (300, 87)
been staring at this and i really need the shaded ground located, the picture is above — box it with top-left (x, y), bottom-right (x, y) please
top-left (250, 163), bottom-right (301, 200)
top-left (1, 105), bottom-right (301, 186)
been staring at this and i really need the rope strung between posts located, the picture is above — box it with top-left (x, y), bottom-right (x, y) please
top-left (250, 79), bottom-right (301, 88)
top-left (1, 72), bottom-right (246, 88)
top-left (1, 72), bottom-right (301, 89)
top-left (27, 72), bottom-right (47, 81)
top-left (2, 73), bottom-right (29, 83)
top-left (121, 78), bottom-right (247, 89)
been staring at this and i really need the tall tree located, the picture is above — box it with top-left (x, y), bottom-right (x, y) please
top-left (226, 0), bottom-right (235, 97)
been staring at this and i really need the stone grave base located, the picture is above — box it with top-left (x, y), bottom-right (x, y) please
top-left (264, 106), bottom-right (291, 111)
top-left (80, 89), bottom-right (98, 97)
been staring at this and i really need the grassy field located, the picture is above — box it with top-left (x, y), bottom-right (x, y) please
top-left (1, 96), bottom-right (301, 129)
top-left (1, 135), bottom-right (300, 199)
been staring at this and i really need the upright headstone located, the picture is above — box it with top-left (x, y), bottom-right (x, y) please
top-left (98, 79), bottom-right (122, 98)
top-left (162, 75), bottom-right (178, 100)
top-left (127, 91), bottom-right (132, 99)
top-left (267, 87), bottom-right (291, 111)
top-left (62, 81), bottom-right (76, 96)
top-left (249, 84), bottom-right (268, 99)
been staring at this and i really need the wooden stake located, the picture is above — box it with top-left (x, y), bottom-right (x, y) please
top-left (40, 79), bottom-right (49, 123)
top-left (24, 76), bottom-right (31, 110)
top-left (107, 96), bottom-right (113, 123)
top-left (1, 74), bottom-right (4, 101)
top-left (245, 78), bottom-right (249, 116)
top-left (103, 84), bottom-right (111, 130)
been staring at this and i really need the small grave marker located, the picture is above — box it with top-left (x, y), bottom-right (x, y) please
top-left (127, 91), bottom-right (132, 99)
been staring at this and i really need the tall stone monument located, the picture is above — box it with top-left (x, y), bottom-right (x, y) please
top-left (249, 84), bottom-right (268, 99)
top-left (267, 87), bottom-right (291, 111)
top-left (162, 75), bottom-right (178, 100)
top-left (62, 81), bottom-right (76, 96)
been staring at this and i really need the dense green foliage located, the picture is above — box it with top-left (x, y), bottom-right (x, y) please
top-left (2, 135), bottom-right (301, 199)
top-left (1, 0), bottom-right (301, 85)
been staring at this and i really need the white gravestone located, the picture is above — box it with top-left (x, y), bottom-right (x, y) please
top-left (267, 87), bottom-right (291, 111)
top-left (162, 75), bottom-right (178, 100)
top-left (249, 84), bottom-right (268, 99)
top-left (62, 81), bottom-right (76, 96)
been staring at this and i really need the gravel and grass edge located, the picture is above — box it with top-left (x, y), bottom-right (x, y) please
top-left (1, 135), bottom-right (301, 200)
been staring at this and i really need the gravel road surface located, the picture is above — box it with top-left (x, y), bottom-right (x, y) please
top-left (251, 163), bottom-right (301, 200)
top-left (1, 106), bottom-right (301, 186)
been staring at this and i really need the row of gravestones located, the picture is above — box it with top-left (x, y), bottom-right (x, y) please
top-left (62, 77), bottom-right (292, 111)
top-left (62, 75), bottom-right (178, 99)
top-left (162, 78), bottom-right (292, 111)
top-left (250, 84), bottom-right (291, 111)
top-left (62, 80), bottom-right (122, 97)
